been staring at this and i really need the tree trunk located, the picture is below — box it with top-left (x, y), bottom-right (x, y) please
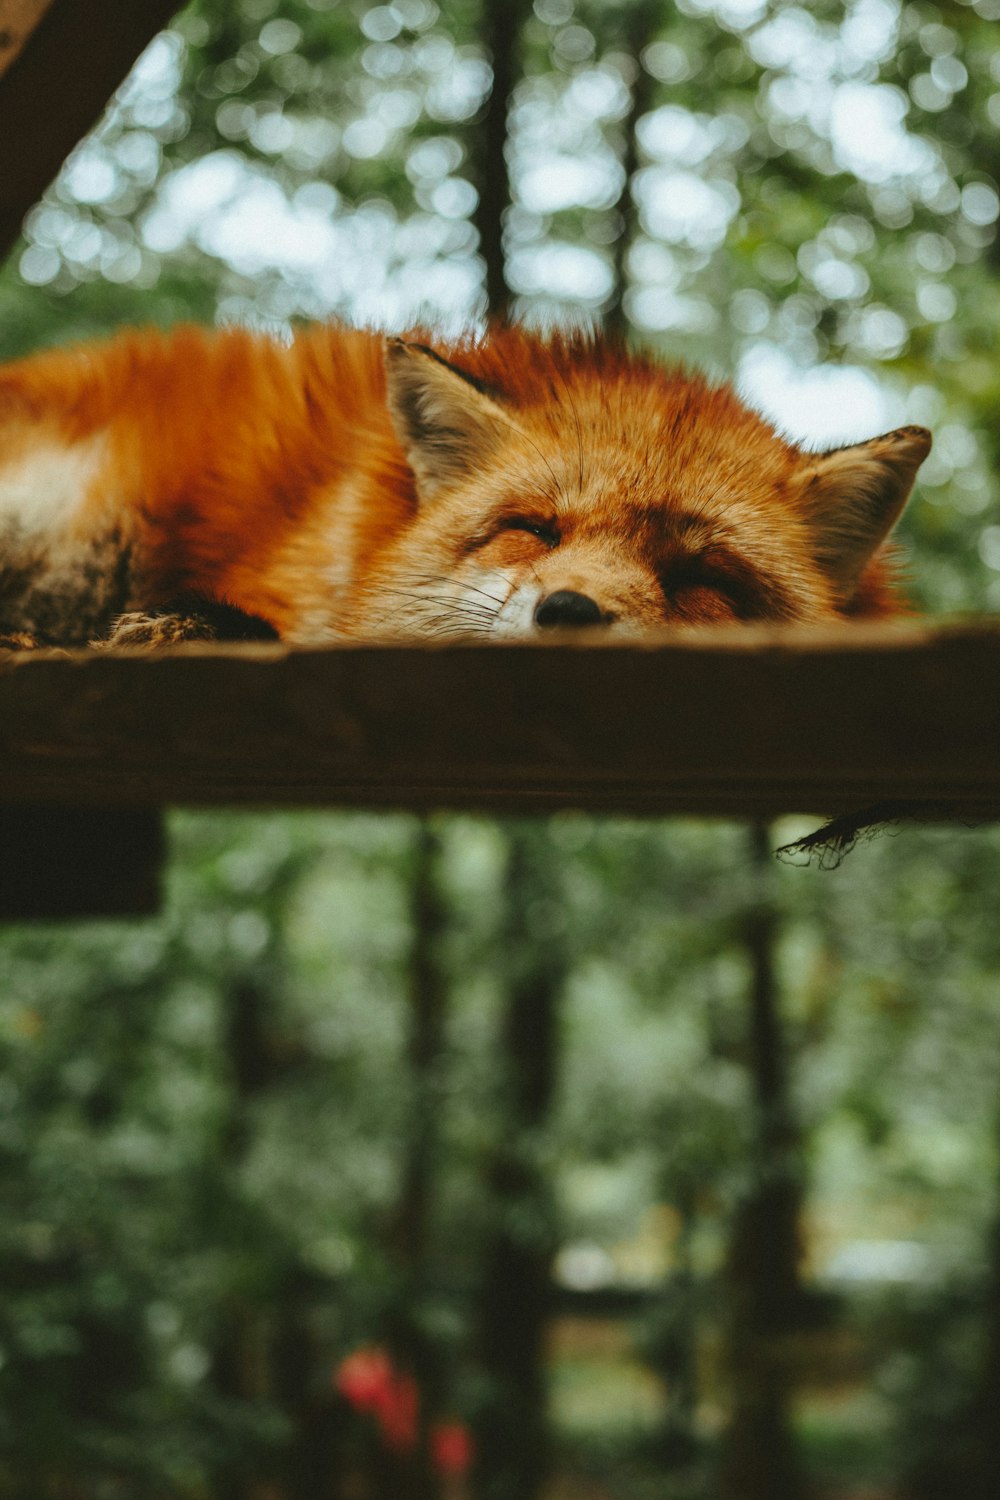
top-left (951, 1105), bottom-right (1000, 1500)
top-left (472, 0), bottom-right (529, 317)
top-left (647, 1176), bottom-right (700, 1468)
top-left (475, 822), bottom-right (565, 1500)
top-left (719, 824), bottom-right (806, 1500)
top-left (469, 16), bottom-right (564, 1488)
top-left (207, 973), bottom-right (286, 1500)
top-left (382, 820), bottom-right (449, 1500)
top-left (606, 1), bottom-right (661, 335)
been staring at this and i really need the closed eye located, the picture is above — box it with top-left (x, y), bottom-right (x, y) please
top-left (497, 515), bottom-right (560, 547)
top-left (662, 556), bottom-right (769, 621)
top-left (460, 512), bottom-right (561, 555)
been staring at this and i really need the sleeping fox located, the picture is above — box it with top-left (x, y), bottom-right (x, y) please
top-left (0, 320), bottom-right (930, 647)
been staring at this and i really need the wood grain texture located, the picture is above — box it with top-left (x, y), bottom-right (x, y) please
top-left (1, 622), bottom-right (998, 818)
top-left (0, 0), bottom-right (179, 258)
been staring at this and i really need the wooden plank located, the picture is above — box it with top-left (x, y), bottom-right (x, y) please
top-left (0, 806), bottom-right (164, 920)
top-left (0, 622), bottom-right (998, 818)
top-left (0, 0), bottom-right (179, 259)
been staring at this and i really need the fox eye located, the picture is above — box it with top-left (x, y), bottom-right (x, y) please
top-left (662, 560), bottom-right (764, 621)
top-left (498, 515), bottom-right (560, 547)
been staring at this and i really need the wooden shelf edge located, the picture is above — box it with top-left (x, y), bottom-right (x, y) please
top-left (2, 621), bottom-right (999, 817)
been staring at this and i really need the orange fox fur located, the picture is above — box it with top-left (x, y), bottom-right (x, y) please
top-left (0, 321), bottom-right (930, 646)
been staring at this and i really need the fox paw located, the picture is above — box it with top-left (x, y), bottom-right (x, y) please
top-left (0, 631), bottom-right (43, 651)
top-left (96, 601), bottom-right (278, 649)
top-left (96, 611), bottom-right (220, 649)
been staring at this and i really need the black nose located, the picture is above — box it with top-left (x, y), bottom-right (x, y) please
top-left (534, 590), bottom-right (606, 629)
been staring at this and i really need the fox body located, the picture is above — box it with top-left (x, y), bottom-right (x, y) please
top-left (0, 320), bottom-right (930, 647)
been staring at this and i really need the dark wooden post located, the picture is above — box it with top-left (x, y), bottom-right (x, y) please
top-left (0, 805), bottom-right (164, 920)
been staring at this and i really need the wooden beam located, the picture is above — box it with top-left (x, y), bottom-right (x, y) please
top-left (0, 806), bottom-right (164, 920)
top-left (0, 622), bottom-right (998, 818)
top-left (0, 0), bottom-right (180, 260)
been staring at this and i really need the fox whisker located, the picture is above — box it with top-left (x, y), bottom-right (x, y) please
top-left (407, 574), bottom-right (508, 609)
top-left (360, 582), bottom-right (503, 639)
top-left (374, 585), bottom-right (500, 617)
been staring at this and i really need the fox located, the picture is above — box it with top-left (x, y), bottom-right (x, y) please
top-left (0, 319), bottom-right (930, 649)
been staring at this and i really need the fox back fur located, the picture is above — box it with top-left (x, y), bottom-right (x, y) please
top-left (0, 320), bottom-right (930, 647)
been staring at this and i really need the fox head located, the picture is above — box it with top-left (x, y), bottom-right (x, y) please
top-left (351, 329), bottom-right (930, 640)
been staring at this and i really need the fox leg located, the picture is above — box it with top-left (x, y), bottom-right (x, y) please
top-left (96, 597), bottom-right (279, 648)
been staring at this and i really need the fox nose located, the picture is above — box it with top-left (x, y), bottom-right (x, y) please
top-left (534, 590), bottom-right (607, 629)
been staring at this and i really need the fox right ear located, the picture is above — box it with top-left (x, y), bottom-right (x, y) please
top-left (384, 340), bottom-right (514, 502)
top-left (795, 425), bottom-right (931, 600)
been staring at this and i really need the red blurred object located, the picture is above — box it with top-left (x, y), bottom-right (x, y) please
top-left (379, 1369), bottom-right (419, 1452)
top-left (335, 1347), bottom-right (472, 1473)
top-left (334, 1346), bottom-right (394, 1412)
top-left (335, 1347), bottom-right (418, 1451)
top-left (431, 1420), bottom-right (475, 1477)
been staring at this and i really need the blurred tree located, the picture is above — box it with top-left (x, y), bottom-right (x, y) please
top-left (383, 821), bottom-right (450, 1500)
top-left (719, 826), bottom-right (806, 1500)
top-left (476, 823), bottom-right (566, 1500)
top-left (605, 0), bottom-right (661, 334)
top-left (472, 0), bottom-right (531, 315)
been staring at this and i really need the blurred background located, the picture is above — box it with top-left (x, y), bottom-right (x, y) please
top-left (2, 1), bottom-right (1000, 1496)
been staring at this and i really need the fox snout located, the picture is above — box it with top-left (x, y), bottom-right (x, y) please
top-left (533, 590), bottom-right (609, 629)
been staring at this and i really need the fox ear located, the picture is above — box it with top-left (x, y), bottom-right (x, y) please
top-left (384, 340), bottom-right (513, 502)
top-left (796, 425), bottom-right (931, 597)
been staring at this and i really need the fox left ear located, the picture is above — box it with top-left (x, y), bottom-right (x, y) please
top-left (796, 425), bottom-right (931, 597)
top-left (384, 340), bottom-right (514, 502)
